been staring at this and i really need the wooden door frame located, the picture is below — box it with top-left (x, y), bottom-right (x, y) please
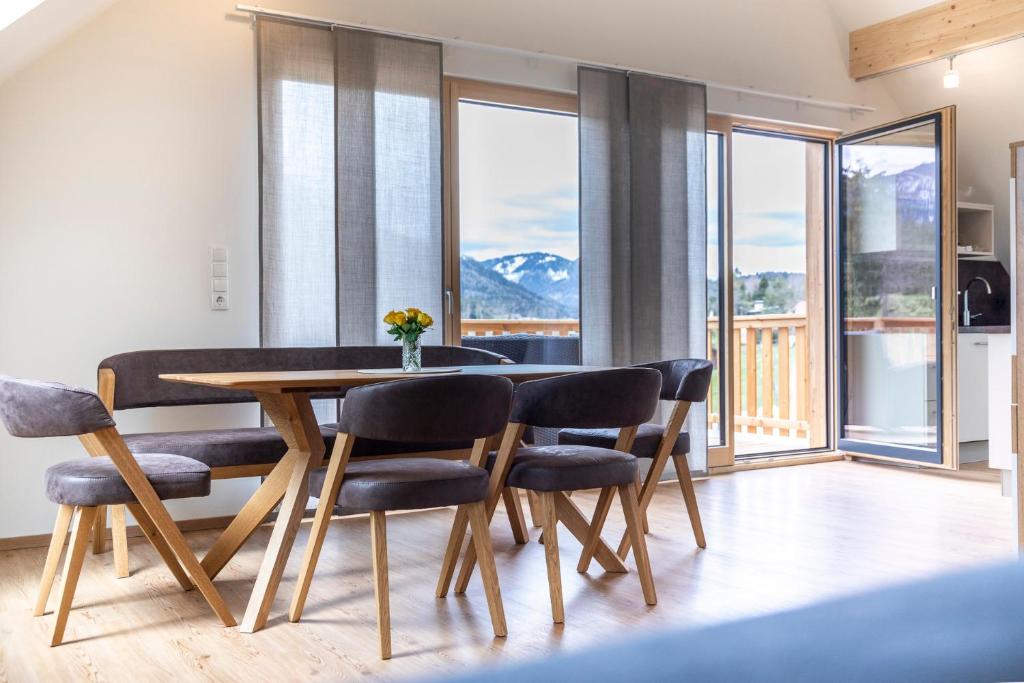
top-left (441, 77), bottom-right (578, 345)
top-left (707, 114), bottom-right (837, 470)
top-left (1011, 140), bottom-right (1023, 548)
top-left (835, 106), bottom-right (959, 470)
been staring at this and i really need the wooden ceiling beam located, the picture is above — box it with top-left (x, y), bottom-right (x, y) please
top-left (849, 0), bottom-right (1024, 80)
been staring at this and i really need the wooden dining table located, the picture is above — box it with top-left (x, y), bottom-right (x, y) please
top-left (159, 363), bottom-right (626, 633)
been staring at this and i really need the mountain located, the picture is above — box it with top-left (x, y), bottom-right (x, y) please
top-left (460, 256), bottom-right (575, 319)
top-left (480, 253), bottom-right (580, 314)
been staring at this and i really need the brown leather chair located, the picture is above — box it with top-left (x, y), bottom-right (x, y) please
top-left (289, 373), bottom-right (514, 659)
top-left (0, 376), bottom-right (235, 646)
top-left (559, 359), bottom-right (714, 553)
top-left (441, 368), bottom-right (663, 623)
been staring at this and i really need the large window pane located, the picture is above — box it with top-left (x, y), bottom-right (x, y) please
top-left (458, 100), bottom-right (580, 356)
top-left (840, 121), bottom-right (938, 450)
top-left (732, 131), bottom-right (828, 456)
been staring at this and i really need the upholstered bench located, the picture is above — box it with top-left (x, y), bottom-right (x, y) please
top-left (89, 345), bottom-right (508, 576)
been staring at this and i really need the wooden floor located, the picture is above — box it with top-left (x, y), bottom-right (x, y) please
top-left (0, 459), bottom-right (1015, 682)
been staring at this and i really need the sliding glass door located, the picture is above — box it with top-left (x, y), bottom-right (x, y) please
top-left (836, 109), bottom-right (957, 466)
top-left (706, 116), bottom-right (833, 468)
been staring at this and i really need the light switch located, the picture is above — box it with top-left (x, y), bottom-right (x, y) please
top-left (210, 245), bottom-right (229, 310)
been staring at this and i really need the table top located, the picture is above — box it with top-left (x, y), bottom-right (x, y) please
top-left (159, 363), bottom-right (600, 393)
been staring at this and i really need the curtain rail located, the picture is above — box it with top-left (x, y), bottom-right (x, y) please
top-left (235, 4), bottom-right (876, 114)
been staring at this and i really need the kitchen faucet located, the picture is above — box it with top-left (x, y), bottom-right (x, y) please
top-left (962, 276), bottom-right (993, 327)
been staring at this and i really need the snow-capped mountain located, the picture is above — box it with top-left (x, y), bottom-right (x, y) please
top-left (479, 252), bottom-right (579, 314)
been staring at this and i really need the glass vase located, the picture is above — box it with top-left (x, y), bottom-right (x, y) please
top-left (402, 335), bottom-right (422, 372)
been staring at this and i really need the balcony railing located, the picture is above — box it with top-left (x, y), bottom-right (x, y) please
top-left (461, 319), bottom-right (580, 337)
top-left (462, 316), bottom-right (812, 441)
top-left (462, 315), bottom-right (930, 444)
top-left (708, 314), bottom-right (809, 439)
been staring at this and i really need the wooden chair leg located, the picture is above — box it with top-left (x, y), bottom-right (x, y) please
top-left (437, 507), bottom-right (470, 598)
top-left (526, 490), bottom-right (543, 528)
top-left (370, 511), bottom-right (391, 660)
top-left (635, 472), bottom-right (650, 534)
top-left (51, 506), bottom-right (98, 646)
top-left (618, 485), bottom-right (657, 606)
top-left (111, 504), bottom-right (130, 578)
top-left (538, 492), bottom-right (564, 623)
top-left (467, 502), bottom-right (507, 637)
top-left (453, 533), bottom-right (478, 596)
top-left (91, 505), bottom-right (106, 554)
top-left (577, 487), bottom-right (615, 574)
top-left (617, 449), bottom-right (673, 560)
top-left (127, 503), bottom-right (192, 591)
top-left (502, 488), bottom-right (529, 545)
top-left (34, 505), bottom-right (74, 617)
top-left (673, 454), bottom-right (706, 548)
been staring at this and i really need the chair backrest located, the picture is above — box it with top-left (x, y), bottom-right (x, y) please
top-left (337, 375), bottom-right (514, 444)
top-left (0, 377), bottom-right (115, 438)
top-left (510, 368), bottom-right (661, 429)
top-left (98, 345), bottom-right (508, 410)
top-left (637, 359), bottom-right (714, 402)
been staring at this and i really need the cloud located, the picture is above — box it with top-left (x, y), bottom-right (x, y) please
top-left (734, 210), bottom-right (807, 247)
top-left (459, 102), bottom-right (579, 261)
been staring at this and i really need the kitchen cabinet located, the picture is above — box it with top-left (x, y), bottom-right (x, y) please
top-left (957, 334), bottom-right (990, 443)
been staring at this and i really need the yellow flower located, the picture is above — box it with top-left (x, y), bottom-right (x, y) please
top-left (406, 307), bottom-right (423, 321)
top-left (419, 312), bottom-right (433, 328)
top-left (383, 310), bottom-right (406, 326)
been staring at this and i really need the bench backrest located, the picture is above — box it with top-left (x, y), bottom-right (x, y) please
top-left (98, 346), bottom-right (507, 410)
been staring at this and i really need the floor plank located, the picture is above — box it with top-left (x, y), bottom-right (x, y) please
top-left (0, 460), bottom-right (1014, 681)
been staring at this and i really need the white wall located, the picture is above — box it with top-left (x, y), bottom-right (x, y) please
top-left (0, 0), bottom-right (902, 537)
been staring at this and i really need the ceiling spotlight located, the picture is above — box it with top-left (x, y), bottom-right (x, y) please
top-left (943, 56), bottom-right (959, 89)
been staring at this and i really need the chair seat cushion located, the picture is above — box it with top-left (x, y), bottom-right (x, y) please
top-left (123, 425), bottom-right (338, 469)
top-left (309, 458), bottom-right (488, 512)
top-left (45, 454), bottom-right (211, 507)
top-left (501, 445), bottom-right (638, 492)
top-left (558, 423), bottom-right (690, 459)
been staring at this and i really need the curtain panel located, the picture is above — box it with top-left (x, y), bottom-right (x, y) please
top-left (258, 19), bottom-right (443, 355)
top-left (578, 66), bottom-right (708, 470)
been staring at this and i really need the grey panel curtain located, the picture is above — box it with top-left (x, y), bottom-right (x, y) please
top-left (258, 19), bottom-right (443, 354)
top-left (579, 66), bottom-right (708, 470)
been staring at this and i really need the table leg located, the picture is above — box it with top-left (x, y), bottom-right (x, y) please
top-left (239, 392), bottom-right (325, 634)
top-left (201, 453), bottom-right (295, 579)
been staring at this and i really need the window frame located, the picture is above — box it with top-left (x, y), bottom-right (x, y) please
top-left (706, 114), bottom-right (839, 470)
top-left (441, 77), bottom-right (579, 345)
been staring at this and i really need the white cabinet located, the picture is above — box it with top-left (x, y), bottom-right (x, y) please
top-left (957, 335), bottom-right (989, 442)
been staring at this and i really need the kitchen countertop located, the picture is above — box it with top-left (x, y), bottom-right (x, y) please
top-left (959, 325), bottom-right (1011, 334)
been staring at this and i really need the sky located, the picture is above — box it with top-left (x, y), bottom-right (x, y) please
top-left (459, 101), bottom-right (579, 261)
top-left (731, 132), bottom-right (815, 275)
top-left (459, 102), bottom-right (818, 275)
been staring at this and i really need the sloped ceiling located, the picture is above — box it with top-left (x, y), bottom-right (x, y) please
top-left (0, 0), bottom-right (118, 84)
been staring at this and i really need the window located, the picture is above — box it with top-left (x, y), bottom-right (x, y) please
top-left (444, 80), bottom-right (580, 351)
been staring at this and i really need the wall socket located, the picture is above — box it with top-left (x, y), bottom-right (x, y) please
top-left (210, 246), bottom-right (229, 310)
